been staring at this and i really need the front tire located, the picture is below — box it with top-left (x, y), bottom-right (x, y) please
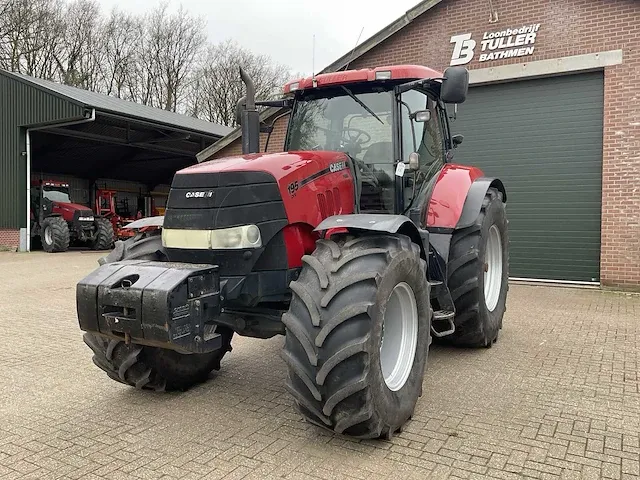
top-left (90, 218), bottom-right (114, 250)
top-left (40, 216), bottom-right (70, 253)
top-left (83, 328), bottom-right (233, 391)
top-left (445, 187), bottom-right (509, 347)
top-left (282, 234), bottom-right (431, 439)
top-left (84, 230), bottom-right (233, 391)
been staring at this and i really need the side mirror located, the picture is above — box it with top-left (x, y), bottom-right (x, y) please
top-left (411, 110), bottom-right (431, 122)
top-left (452, 134), bottom-right (464, 147)
top-left (441, 66), bottom-right (469, 104)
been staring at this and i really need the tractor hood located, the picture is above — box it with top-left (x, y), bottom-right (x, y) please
top-left (53, 201), bottom-right (93, 213)
top-left (178, 151), bottom-right (349, 183)
top-left (52, 202), bottom-right (94, 222)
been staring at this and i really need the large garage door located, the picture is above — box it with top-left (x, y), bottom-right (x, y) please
top-left (451, 72), bottom-right (603, 282)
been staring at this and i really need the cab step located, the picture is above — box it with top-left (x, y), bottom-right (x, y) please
top-left (431, 310), bottom-right (455, 337)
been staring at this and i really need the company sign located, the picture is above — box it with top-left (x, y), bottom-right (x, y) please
top-left (450, 23), bottom-right (541, 66)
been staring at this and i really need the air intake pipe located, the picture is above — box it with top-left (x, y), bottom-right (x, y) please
top-left (239, 67), bottom-right (260, 154)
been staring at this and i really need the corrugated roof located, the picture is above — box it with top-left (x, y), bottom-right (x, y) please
top-left (4, 70), bottom-right (232, 138)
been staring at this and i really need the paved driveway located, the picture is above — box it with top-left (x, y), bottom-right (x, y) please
top-left (0, 251), bottom-right (639, 480)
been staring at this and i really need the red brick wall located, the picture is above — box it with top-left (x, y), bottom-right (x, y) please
top-left (214, 0), bottom-right (640, 287)
top-left (0, 229), bottom-right (19, 250)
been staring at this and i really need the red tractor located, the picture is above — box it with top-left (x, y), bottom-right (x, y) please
top-left (77, 65), bottom-right (508, 439)
top-left (31, 180), bottom-right (115, 253)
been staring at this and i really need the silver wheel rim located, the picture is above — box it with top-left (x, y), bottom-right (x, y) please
top-left (380, 282), bottom-right (418, 392)
top-left (44, 226), bottom-right (52, 245)
top-left (484, 224), bottom-right (503, 312)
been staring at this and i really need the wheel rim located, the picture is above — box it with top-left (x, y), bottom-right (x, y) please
top-left (380, 282), bottom-right (418, 392)
top-left (484, 224), bottom-right (503, 312)
top-left (44, 226), bottom-right (52, 245)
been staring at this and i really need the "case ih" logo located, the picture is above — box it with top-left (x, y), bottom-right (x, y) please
top-left (185, 191), bottom-right (213, 198)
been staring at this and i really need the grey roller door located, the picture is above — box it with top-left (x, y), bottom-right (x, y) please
top-left (450, 72), bottom-right (603, 282)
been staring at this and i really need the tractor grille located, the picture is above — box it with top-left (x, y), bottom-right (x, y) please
top-left (163, 171), bottom-right (288, 275)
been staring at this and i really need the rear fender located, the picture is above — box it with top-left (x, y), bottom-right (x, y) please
top-left (314, 214), bottom-right (428, 260)
top-left (426, 164), bottom-right (482, 229)
top-left (426, 164), bottom-right (506, 229)
top-left (456, 178), bottom-right (506, 229)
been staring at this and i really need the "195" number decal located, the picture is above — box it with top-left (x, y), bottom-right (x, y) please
top-left (287, 180), bottom-right (299, 197)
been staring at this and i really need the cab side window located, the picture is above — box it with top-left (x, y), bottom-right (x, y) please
top-left (401, 90), bottom-right (445, 166)
top-left (400, 90), bottom-right (446, 205)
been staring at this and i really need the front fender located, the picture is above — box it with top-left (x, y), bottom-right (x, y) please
top-left (314, 214), bottom-right (428, 259)
top-left (122, 216), bottom-right (164, 229)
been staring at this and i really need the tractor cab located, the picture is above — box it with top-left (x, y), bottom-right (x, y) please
top-left (31, 180), bottom-right (73, 223)
top-left (255, 65), bottom-right (468, 222)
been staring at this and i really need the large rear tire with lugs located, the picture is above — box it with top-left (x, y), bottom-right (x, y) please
top-left (84, 230), bottom-right (233, 391)
top-left (444, 187), bottom-right (509, 347)
top-left (282, 234), bottom-right (431, 439)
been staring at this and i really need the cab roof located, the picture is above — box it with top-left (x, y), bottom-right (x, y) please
top-left (283, 65), bottom-right (443, 94)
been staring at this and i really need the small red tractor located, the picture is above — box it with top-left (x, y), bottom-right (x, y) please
top-left (94, 189), bottom-right (137, 241)
top-left (30, 180), bottom-right (114, 253)
top-left (77, 65), bottom-right (509, 439)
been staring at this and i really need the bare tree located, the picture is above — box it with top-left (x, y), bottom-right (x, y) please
top-left (0, 0), bottom-right (64, 76)
top-left (187, 40), bottom-right (291, 126)
top-left (101, 9), bottom-right (143, 99)
top-left (54, 0), bottom-right (104, 89)
top-left (0, 0), bottom-right (292, 124)
top-left (144, 3), bottom-right (206, 111)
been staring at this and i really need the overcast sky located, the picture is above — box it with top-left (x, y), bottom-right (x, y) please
top-left (97, 0), bottom-right (421, 75)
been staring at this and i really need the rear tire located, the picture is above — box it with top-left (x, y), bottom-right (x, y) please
top-left (282, 234), bottom-right (431, 439)
top-left (445, 187), bottom-right (509, 347)
top-left (84, 230), bottom-right (233, 391)
top-left (90, 218), bottom-right (114, 250)
top-left (40, 217), bottom-right (70, 253)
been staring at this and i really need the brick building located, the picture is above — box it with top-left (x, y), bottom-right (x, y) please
top-left (200, 0), bottom-right (640, 289)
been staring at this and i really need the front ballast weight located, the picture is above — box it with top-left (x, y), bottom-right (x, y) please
top-left (77, 260), bottom-right (223, 354)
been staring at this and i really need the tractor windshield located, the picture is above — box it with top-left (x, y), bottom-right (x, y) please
top-left (43, 186), bottom-right (71, 203)
top-left (287, 90), bottom-right (393, 158)
top-left (287, 89), bottom-right (396, 213)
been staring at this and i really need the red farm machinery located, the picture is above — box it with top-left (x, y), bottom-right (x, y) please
top-left (94, 189), bottom-right (137, 241)
top-left (76, 65), bottom-right (509, 439)
top-left (30, 180), bottom-right (114, 253)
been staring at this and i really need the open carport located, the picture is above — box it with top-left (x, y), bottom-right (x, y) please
top-left (0, 70), bottom-right (231, 250)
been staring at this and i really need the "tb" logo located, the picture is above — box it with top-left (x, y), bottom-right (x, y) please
top-left (450, 33), bottom-right (476, 66)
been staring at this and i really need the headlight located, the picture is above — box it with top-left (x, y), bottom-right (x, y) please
top-left (210, 225), bottom-right (262, 249)
top-left (162, 225), bottom-right (262, 249)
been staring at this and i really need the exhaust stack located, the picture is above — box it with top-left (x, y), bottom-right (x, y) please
top-left (239, 67), bottom-right (260, 154)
